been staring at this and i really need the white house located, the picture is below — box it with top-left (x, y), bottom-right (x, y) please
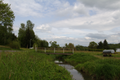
top-left (116, 48), bottom-right (120, 52)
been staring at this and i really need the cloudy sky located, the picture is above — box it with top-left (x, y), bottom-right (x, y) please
top-left (3, 0), bottom-right (120, 46)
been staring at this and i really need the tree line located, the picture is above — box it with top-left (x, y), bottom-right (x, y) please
top-left (0, 0), bottom-right (75, 49)
top-left (88, 39), bottom-right (109, 49)
top-left (0, 0), bottom-right (120, 50)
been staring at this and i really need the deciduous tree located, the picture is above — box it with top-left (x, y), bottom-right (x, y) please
top-left (18, 20), bottom-right (35, 48)
top-left (88, 41), bottom-right (97, 49)
top-left (0, 0), bottom-right (15, 45)
top-left (49, 41), bottom-right (60, 48)
top-left (68, 43), bottom-right (74, 50)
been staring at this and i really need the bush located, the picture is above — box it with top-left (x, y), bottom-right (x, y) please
top-left (75, 59), bottom-right (120, 80)
top-left (9, 41), bottom-right (20, 49)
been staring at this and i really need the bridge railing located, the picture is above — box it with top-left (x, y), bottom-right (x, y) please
top-left (37, 47), bottom-right (74, 54)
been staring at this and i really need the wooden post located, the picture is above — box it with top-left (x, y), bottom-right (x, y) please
top-left (45, 48), bottom-right (46, 53)
top-left (54, 48), bottom-right (55, 53)
top-left (72, 49), bottom-right (74, 54)
top-left (63, 48), bottom-right (64, 53)
top-left (35, 45), bottom-right (37, 52)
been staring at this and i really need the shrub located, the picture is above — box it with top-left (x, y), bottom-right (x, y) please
top-left (9, 41), bottom-right (20, 49)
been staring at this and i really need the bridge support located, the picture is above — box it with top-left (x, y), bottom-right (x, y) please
top-left (72, 49), bottom-right (74, 54)
top-left (54, 48), bottom-right (55, 53)
top-left (45, 48), bottom-right (46, 53)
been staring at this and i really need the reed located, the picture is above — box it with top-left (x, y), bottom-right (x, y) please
top-left (0, 51), bottom-right (72, 80)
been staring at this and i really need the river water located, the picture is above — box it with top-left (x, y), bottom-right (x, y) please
top-left (55, 60), bottom-right (92, 80)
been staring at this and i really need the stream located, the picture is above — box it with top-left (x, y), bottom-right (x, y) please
top-left (55, 60), bottom-right (92, 80)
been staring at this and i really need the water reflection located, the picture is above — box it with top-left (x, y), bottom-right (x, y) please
top-left (59, 64), bottom-right (84, 80)
top-left (55, 60), bottom-right (92, 80)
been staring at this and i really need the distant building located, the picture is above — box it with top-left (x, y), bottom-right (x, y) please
top-left (116, 48), bottom-right (120, 52)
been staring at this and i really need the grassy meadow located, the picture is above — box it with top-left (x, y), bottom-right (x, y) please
top-left (0, 50), bottom-right (72, 80)
top-left (64, 51), bottom-right (120, 80)
top-left (1, 47), bottom-right (120, 80)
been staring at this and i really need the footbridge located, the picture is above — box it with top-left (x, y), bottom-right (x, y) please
top-left (37, 48), bottom-right (74, 55)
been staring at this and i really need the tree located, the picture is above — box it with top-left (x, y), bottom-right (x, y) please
top-left (18, 23), bottom-right (26, 47)
top-left (103, 39), bottom-right (109, 49)
top-left (18, 20), bottom-right (35, 48)
top-left (0, 0), bottom-right (15, 45)
top-left (25, 20), bottom-right (35, 48)
top-left (34, 36), bottom-right (48, 48)
top-left (75, 45), bottom-right (84, 50)
top-left (68, 43), bottom-right (74, 50)
top-left (49, 41), bottom-right (60, 48)
top-left (34, 35), bottom-right (42, 47)
top-left (41, 40), bottom-right (48, 47)
top-left (97, 41), bottom-right (103, 49)
top-left (88, 41), bottom-right (97, 49)
top-left (108, 43), bottom-right (120, 50)
top-left (64, 43), bottom-right (68, 48)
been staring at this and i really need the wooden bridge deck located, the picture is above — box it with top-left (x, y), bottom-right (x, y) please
top-left (45, 53), bottom-right (73, 55)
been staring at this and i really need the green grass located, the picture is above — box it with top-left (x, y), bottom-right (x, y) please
top-left (64, 52), bottom-right (120, 80)
top-left (0, 51), bottom-right (72, 80)
top-left (65, 52), bottom-right (98, 65)
top-left (75, 59), bottom-right (120, 80)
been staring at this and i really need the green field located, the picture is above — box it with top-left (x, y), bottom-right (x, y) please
top-left (64, 51), bottom-right (120, 80)
top-left (1, 47), bottom-right (120, 80)
top-left (0, 51), bottom-right (72, 80)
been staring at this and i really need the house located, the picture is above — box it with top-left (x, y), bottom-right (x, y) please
top-left (116, 48), bottom-right (120, 52)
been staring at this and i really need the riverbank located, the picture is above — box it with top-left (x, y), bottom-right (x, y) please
top-left (55, 60), bottom-right (93, 80)
top-left (64, 52), bottom-right (120, 80)
top-left (0, 51), bottom-right (72, 80)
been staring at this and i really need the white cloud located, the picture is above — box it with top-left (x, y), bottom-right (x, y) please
top-left (55, 2), bottom-right (90, 17)
top-left (4, 0), bottom-right (43, 17)
top-left (36, 24), bottom-right (51, 32)
top-left (49, 10), bottom-right (120, 31)
top-left (4, 0), bottom-right (91, 18)
top-left (45, 35), bottom-right (90, 46)
top-left (85, 37), bottom-right (91, 40)
top-left (3, 0), bottom-right (120, 46)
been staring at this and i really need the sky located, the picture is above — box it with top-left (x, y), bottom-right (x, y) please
top-left (3, 0), bottom-right (120, 47)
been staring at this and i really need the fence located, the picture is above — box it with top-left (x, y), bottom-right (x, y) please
top-left (37, 47), bottom-right (74, 54)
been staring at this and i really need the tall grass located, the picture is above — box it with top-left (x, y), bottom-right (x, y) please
top-left (64, 52), bottom-right (120, 80)
top-left (0, 51), bottom-right (72, 80)
top-left (65, 52), bottom-right (98, 65)
top-left (75, 59), bottom-right (120, 80)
